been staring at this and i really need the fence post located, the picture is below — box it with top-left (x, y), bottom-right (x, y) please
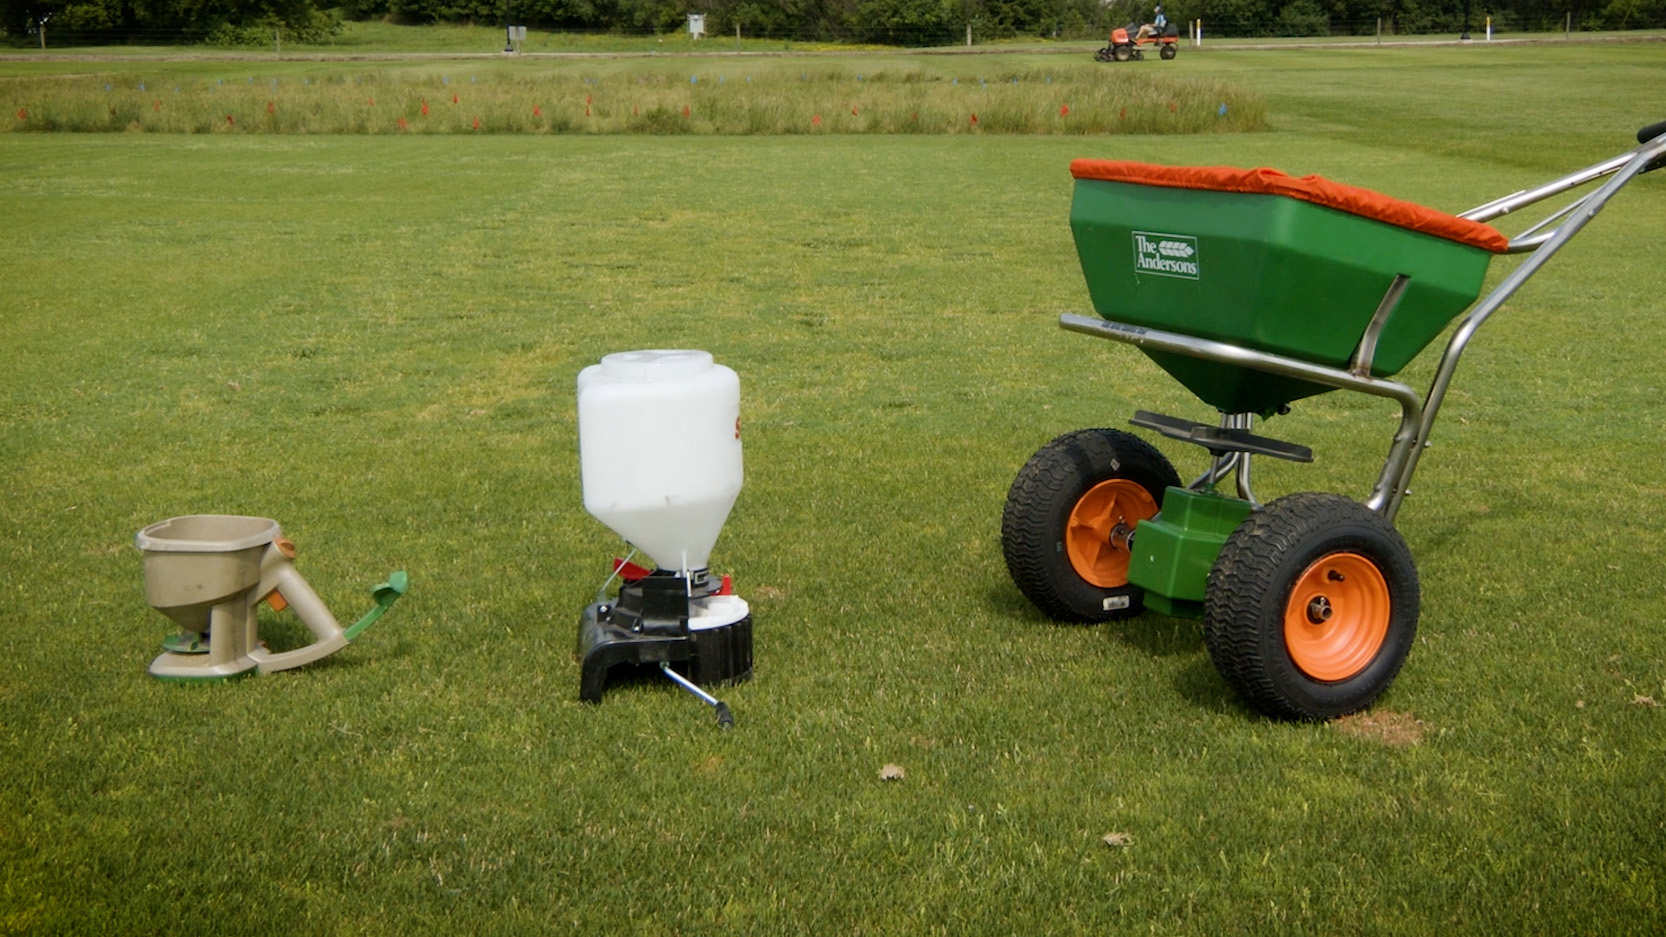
top-left (1565, 11), bottom-right (1571, 38)
top-left (966, 22), bottom-right (972, 47)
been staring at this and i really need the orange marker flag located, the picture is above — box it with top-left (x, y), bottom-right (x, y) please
top-left (421, 100), bottom-right (429, 116)
top-left (969, 112), bottom-right (978, 125)
top-left (812, 114), bottom-right (822, 127)
top-left (397, 117), bottom-right (408, 130)
top-left (1059, 104), bottom-right (1069, 116)
top-left (267, 101), bottom-right (275, 114)
top-left (533, 105), bottom-right (542, 117)
top-left (683, 105), bottom-right (690, 118)
top-left (226, 114), bottom-right (235, 125)
top-left (15, 108), bottom-right (25, 120)
top-left (473, 116), bottom-right (481, 130)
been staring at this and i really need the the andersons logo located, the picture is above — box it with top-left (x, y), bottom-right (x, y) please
top-left (1132, 231), bottom-right (1200, 280)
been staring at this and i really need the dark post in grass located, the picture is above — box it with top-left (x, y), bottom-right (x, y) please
top-left (1460, 0), bottom-right (1471, 40)
top-left (504, 0), bottom-right (514, 52)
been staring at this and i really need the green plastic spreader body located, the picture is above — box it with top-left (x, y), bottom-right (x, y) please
top-left (1126, 487), bottom-right (1254, 618)
top-left (1070, 179), bottom-right (1495, 414)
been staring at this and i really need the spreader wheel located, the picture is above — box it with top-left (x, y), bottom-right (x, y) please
top-left (1113, 45), bottom-right (1133, 62)
top-left (1159, 43), bottom-right (1178, 60)
top-left (1203, 492), bottom-right (1419, 721)
top-left (1002, 428), bottom-right (1180, 622)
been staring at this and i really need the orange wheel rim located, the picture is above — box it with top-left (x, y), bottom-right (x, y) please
top-left (1066, 479), bottom-right (1158, 588)
top-left (1283, 553), bottom-right (1391, 682)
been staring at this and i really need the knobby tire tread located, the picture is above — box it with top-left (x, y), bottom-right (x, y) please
top-left (1001, 428), bottom-right (1178, 622)
top-left (1204, 492), bottom-right (1419, 721)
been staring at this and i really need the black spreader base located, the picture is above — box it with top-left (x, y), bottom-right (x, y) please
top-left (1131, 409), bottom-right (1314, 463)
top-left (577, 572), bottom-right (753, 704)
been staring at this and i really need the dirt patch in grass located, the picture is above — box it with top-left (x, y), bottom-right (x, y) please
top-left (1333, 710), bottom-right (1427, 747)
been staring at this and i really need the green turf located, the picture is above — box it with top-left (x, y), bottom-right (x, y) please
top-left (2, 42), bottom-right (1665, 935)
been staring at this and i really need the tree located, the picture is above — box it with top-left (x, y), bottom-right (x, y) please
top-left (853, 0), bottom-right (956, 43)
top-left (0, 0), bottom-right (342, 40)
top-left (1274, 0), bottom-right (1328, 32)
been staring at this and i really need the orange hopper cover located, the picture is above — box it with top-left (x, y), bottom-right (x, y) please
top-left (1070, 159), bottom-right (1510, 254)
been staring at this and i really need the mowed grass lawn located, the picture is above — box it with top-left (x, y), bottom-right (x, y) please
top-left (2, 43), bottom-right (1665, 934)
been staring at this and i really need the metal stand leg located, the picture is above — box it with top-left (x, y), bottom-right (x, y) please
top-left (660, 662), bottom-right (735, 729)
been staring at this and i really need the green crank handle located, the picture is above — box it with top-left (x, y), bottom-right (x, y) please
top-left (344, 570), bottom-right (408, 642)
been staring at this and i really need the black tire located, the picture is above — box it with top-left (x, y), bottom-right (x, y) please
top-left (1112, 45), bottom-right (1133, 62)
top-left (1002, 429), bottom-right (1180, 622)
top-left (1160, 43), bottom-right (1178, 60)
top-left (1204, 492), bottom-right (1420, 721)
top-left (1094, 46), bottom-right (1114, 62)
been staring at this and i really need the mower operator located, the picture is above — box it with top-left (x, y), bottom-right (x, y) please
top-left (1135, 4), bottom-right (1167, 41)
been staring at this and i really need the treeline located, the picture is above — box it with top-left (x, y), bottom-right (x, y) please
top-left (397, 0), bottom-right (1666, 39)
top-left (3, 0), bottom-right (1663, 45)
top-left (1, 0), bottom-right (346, 43)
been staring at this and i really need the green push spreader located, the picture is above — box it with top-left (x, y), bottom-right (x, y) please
top-left (1000, 127), bottom-right (1666, 721)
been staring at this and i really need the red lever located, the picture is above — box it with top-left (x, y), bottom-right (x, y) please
top-left (612, 558), bottom-right (653, 582)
